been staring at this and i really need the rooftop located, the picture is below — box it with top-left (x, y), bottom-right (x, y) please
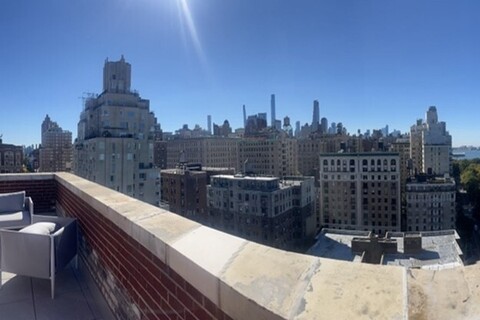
top-left (215, 174), bottom-right (278, 181)
top-left (308, 229), bottom-right (463, 270)
top-left (307, 229), bottom-right (372, 262)
top-left (319, 152), bottom-right (399, 157)
top-left (1, 173), bottom-right (480, 319)
top-left (383, 231), bottom-right (463, 269)
top-left (1, 259), bottom-right (114, 319)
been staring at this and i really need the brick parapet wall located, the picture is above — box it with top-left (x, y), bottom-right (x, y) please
top-left (55, 177), bottom-right (231, 320)
top-left (0, 173), bottom-right (56, 213)
top-left (5, 173), bottom-right (479, 319)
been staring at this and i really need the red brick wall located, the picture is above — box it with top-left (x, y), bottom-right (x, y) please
top-left (56, 182), bottom-right (232, 320)
top-left (0, 178), bottom-right (56, 213)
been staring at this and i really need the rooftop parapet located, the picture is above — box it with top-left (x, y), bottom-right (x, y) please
top-left (1, 173), bottom-right (480, 319)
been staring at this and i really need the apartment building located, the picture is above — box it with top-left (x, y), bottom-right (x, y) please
top-left (207, 175), bottom-right (315, 250)
top-left (0, 139), bottom-right (23, 173)
top-left (166, 137), bottom-right (239, 170)
top-left (74, 56), bottom-right (161, 205)
top-left (39, 115), bottom-right (72, 172)
top-left (390, 138), bottom-right (411, 192)
top-left (297, 134), bottom-right (364, 177)
top-left (319, 152), bottom-right (401, 234)
top-left (238, 137), bottom-right (298, 177)
top-left (410, 106), bottom-right (451, 176)
top-left (161, 166), bottom-right (207, 222)
top-left (406, 176), bottom-right (456, 232)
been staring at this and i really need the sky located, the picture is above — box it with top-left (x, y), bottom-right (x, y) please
top-left (0, 0), bottom-right (479, 147)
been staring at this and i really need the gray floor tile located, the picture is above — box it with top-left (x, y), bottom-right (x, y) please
top-left (0, 275), bottom-right (33, 305)
top-left (31, 267), bottom-right (79, 298)
top-left (34, 289), bottom-right (95, 320)
top-left (0, 298), bottom-right (36, 320)
top-left (1, 260), bottom-right (114, 320)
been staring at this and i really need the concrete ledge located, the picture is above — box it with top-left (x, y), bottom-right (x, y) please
top-left (0, 173), bottom-right (55, 181)
top-left (5, 173), bottom-right (480, 319)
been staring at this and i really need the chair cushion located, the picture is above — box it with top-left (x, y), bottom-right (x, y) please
top-left (0, 191), bottom-right (25, 213)
top-left (20, 222), bottom-right (58, 235)
top-left (0, 210), bottom-right (31, 228)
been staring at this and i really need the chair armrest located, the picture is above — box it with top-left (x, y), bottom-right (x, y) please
top-left (53, 220), bottom-right (78, 271)
top-left (0, 230), bottom-right (51, 279)
top-left (25, 197), bottom-right (34, 220)
top-left (29, 215), bottom-right (78, 271)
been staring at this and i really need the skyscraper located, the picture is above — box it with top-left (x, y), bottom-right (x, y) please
top-left (74, 56), bottom-right (162, 206)
top-left (295, 121), bottom-right (301, 137)
top-left (271, 94), bottom-right (276, 128)
top-left (320, 117), bottom-right (328, 134)
top-left (243, 104), bottom-right (247, 129)
top-left (207, 115), bottom-right (212, 135)
top-left (312, 100), bottom-right (320, 132)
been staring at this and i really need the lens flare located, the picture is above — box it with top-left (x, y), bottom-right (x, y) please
top-left (177, 0), bottom-right (207, 69)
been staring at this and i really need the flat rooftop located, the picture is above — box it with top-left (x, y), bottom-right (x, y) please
top-left (0, 259), bottom-right (114, 319)
top-left (214, 174), bottom-right (278, 181)
top-left (383, 231), bottom-right (463, 269)
top-left (307, 229), bottom-right (372, 262)
top-left (308, 229), bottom-right (463, 269)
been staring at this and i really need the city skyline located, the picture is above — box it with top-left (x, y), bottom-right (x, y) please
top-left (1, 0), bottom-right (479, 147)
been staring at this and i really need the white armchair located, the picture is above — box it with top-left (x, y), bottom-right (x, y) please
top-left (0, 191), bottom-right (33, 229)
top-left (0, 215), bottom-right (78, 299)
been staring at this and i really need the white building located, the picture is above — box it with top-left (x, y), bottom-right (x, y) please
top-left (410, 106), bottom-right (452, 176)
top-left (74, 56), bottom-right (161, 206)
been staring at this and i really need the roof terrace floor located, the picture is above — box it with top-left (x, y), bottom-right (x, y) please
top-left (1, 258), bottom-right (114, 320)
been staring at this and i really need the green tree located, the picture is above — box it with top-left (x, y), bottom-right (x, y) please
top-left (460, 163), bottom-right (480, 218)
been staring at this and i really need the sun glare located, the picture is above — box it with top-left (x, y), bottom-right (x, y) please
top-left (176, 0), bottom-right (208, 68)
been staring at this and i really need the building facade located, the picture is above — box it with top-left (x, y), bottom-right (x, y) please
top-left (319, 153), bottom-right (401, 234)
top-left (0, 139), bottom-right (23, 173)
top-left (154, 140), bottom-right (167, 169)
top-left (238, 137), bottom-right (298, 177)
top-left (74, 56), bottom-right (162, 205)
top-left (161, 166), bottom-right (208, 222)
top-left (410, 106), bottom-right (451, 176)
top-left (406, 177), bottom-right (456, 232)
top-left (390, 138), bottom-right (411, 192)
top-left (39, 115), bottom-right (72, 172)
top-left (166, 137), bottom-right (239, 170)
top-left (207, 175), bottom-right (315, 250)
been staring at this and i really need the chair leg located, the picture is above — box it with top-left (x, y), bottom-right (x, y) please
top-left (50, 236), bottom-right (55, 299)
top-left (51, 274), bottom-right (55, 299)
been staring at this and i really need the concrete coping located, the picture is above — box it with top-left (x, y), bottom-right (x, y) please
top-left (9, 173), bottom-right (480, 319)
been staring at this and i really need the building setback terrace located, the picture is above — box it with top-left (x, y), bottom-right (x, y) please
top-left (1, 173), bottom-right (480, 319)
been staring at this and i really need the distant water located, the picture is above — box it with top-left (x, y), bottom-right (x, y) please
top-left (453, 150), bottom-right (480, 160)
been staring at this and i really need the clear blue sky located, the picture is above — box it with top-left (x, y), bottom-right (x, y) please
top-left (1, 0), bottom-right (479, 147)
